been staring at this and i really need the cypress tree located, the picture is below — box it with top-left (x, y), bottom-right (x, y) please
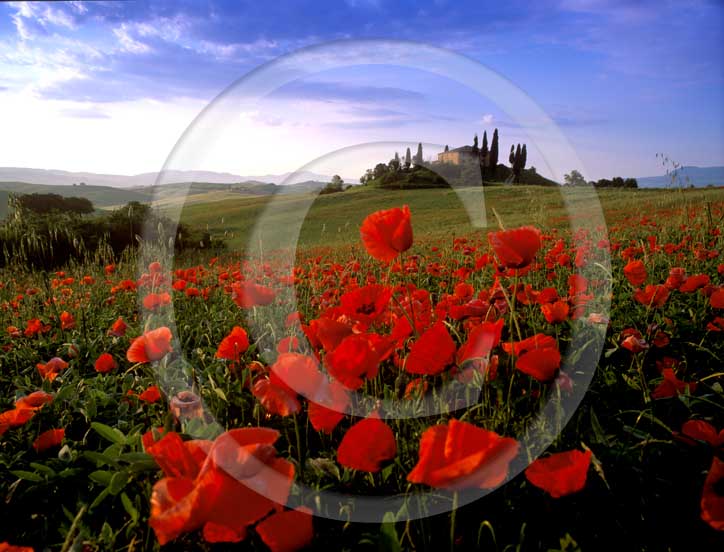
top-left (509, 145), bottom-right (515, 165)
top-left (472, 134), bottom-right (479, 156)
top-left (490, 128), bottom-right (499, 177)
top-left (415, 143), bottom-right (423, 166)
top-left (480, 131), bottom-right (489, 180)
top-left (513, 144), bottom-right (523, 183)
top-left (521, 144), bottom-right (527, 171)
top-left (404, 147), bottom-right (411, 170)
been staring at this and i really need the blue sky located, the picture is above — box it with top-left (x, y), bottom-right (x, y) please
top-left (0, 0), bottom-right (722, 181)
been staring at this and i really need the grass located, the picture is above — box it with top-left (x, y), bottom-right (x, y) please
top-left (173, 184), bottom-right (724, 252)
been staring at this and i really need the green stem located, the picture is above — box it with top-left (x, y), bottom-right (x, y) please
top-left (450, 491), bottom-right (459, 552)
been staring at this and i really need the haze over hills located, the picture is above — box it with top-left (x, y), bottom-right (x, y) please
top-left (635, 166), bottom-right (724, 188)
top-left (0, 168), bottom-right (354, 188)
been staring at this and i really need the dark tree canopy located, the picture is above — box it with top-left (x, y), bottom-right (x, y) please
top-left (17, 193), bottom-right (94, 215)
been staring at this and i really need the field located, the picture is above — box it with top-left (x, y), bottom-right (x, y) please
top-left (1, 184), bottom-right (723, 551)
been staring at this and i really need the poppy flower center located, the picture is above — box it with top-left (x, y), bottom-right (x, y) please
top-left (357, 303), bottom-right (377, 315)
top-left (170, 391), bottom-right (202, 421)
top-left (713, 477), bottom-right (724, 497)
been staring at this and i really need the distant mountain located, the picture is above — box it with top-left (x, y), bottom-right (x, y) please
top-left (0, 168), bottom-right (354, 188)
top-left (636, 166), bottom-right (724, 188)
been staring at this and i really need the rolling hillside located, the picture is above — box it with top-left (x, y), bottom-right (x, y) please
top-left (174, 184), bottom-right (724, 252)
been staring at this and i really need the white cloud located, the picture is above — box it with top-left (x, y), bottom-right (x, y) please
top-left (482, 113), bottom-right (494, 125)
top-left (113, 24), bottom-right (151, 54)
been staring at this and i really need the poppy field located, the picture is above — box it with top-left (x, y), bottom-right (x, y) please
top-left (1, 186), bottom-right (723, 551)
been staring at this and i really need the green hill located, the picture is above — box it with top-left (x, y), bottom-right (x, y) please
top-left (366, 164), bottom-right (558, 189)
top-left (175, 183), bottom-right (724, 253)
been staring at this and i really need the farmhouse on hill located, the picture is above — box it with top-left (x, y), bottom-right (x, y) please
top-left (437, 145), bottom-right (476, 165)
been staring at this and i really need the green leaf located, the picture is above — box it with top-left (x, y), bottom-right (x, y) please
top-left (83, 450), bottom-right (120, 467)
top-left (11, 470), bottom-right (43, 482)
top-left (109, 471), bottom-right (129, 495)
top-left (91, 422), bottom-right (126, 445)
top-left (118, 452), bottom-right (152, 464)
top-left (54, 385), bottom-right (76, 403)
top-left (213, 387), bottom-right (227, 402)
top-left (121, 492), bottom-right (139, 523)
top-left (89, 470), bottom-right (113, 486)
top-left (90, 487), bottom-right (110, 510)
top-left (29, 462), bottom-right (56, 477)
top-left (379, 512), bottom-right (401, 552)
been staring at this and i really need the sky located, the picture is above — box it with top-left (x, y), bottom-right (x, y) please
top-left (0, 0), bottom-right (722, 182)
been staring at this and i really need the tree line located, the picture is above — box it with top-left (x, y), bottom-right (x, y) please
top-left (563, 170), bottom-right (638, 188)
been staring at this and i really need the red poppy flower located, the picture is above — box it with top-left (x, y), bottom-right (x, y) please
top-left (308, 380), bottom-right (350, 433)
top-left (149, 428), bottom-right (294, 545)
top-left (326, 333), bottom-right (388, 389)
top-left (139, 385), bottom-right (162, 403)
top-left (503, 333), bottom-right (557, 356)
top-left (338, 284), bottom-right (392, 326)
top-left (252, 378), bottom-right (301, 417)
top-left (32, 428), bottom-right (65, 452)
top-left (94, 352), bottom-right (118, 374)
top-left (541, 301), bottom-right (570, 324)
top-left (36, 357), bottom-right (68, 381)
top-left (524, 449), bottom-right (592, 498)
top-left (24, 318), bottom-right (50, 338)
top-left (407, 419), bottom-right (519, 490)
top-left (108, 317), bottom-right (127, 337)
top-left (0, 542), bottom-right (34, 551)
top-left (59, 311), bottom-right (75, 330)
top-left (621, 332), bottom-right (649, 353)
top-left (310, 317), bottom-right (354, 352)
top-left (270, 353), bottom-right (325, 400)
top-left (456, 318), bottom-right (504, 365)
top-left (404, 321), bottom-right (456, 375)
top-left (711, 289), bottom-right (724, 310)
top-left (276, 336), bottom-right (299, 353)
top-left (149, 261), bottom-right (162, 273)
top-left (256, 507), bottom-right (314, 552)
top-left (215, 326), bottom-right (250, 363)
top-left (360, 205), bottom-right (413, 262)
top-left (665, 267), bottom-right (686, 290)
top-left (143, 430), bottom-right (206, 479)
top-left (337, 417), bottom-right (397, 472)
top-left (701, 456), bottom-right (724, 531)
top-left (127, 327), bottom-right (173, 363)
top-left (633, 285), bottom-right (670, 308)
top-left (0, 408), bottom-right (36, 437)
top-left (516, 347), bottom-right (561, 382)
top-left (677, 420), bottom-right (724, 447)
top-left (488, 226), bottom-right (541, 269)
top-left (623, 260), bottom-right (647, 286)
top-left (15, 391), bottom-right (53, 410)
top-left (231, 281), bottom-right (276, 308)
top-left (652, 368), bottom-right (696, 399)
top-left (707, 317), bottom-right (724, 332)
top-left (679, 274), bottom-right (710, 293)
top-left (143, 292), bottom-right (172, 311)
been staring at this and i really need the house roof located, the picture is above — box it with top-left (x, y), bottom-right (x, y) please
top-left (449, 145), bottom-right (475, 153)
